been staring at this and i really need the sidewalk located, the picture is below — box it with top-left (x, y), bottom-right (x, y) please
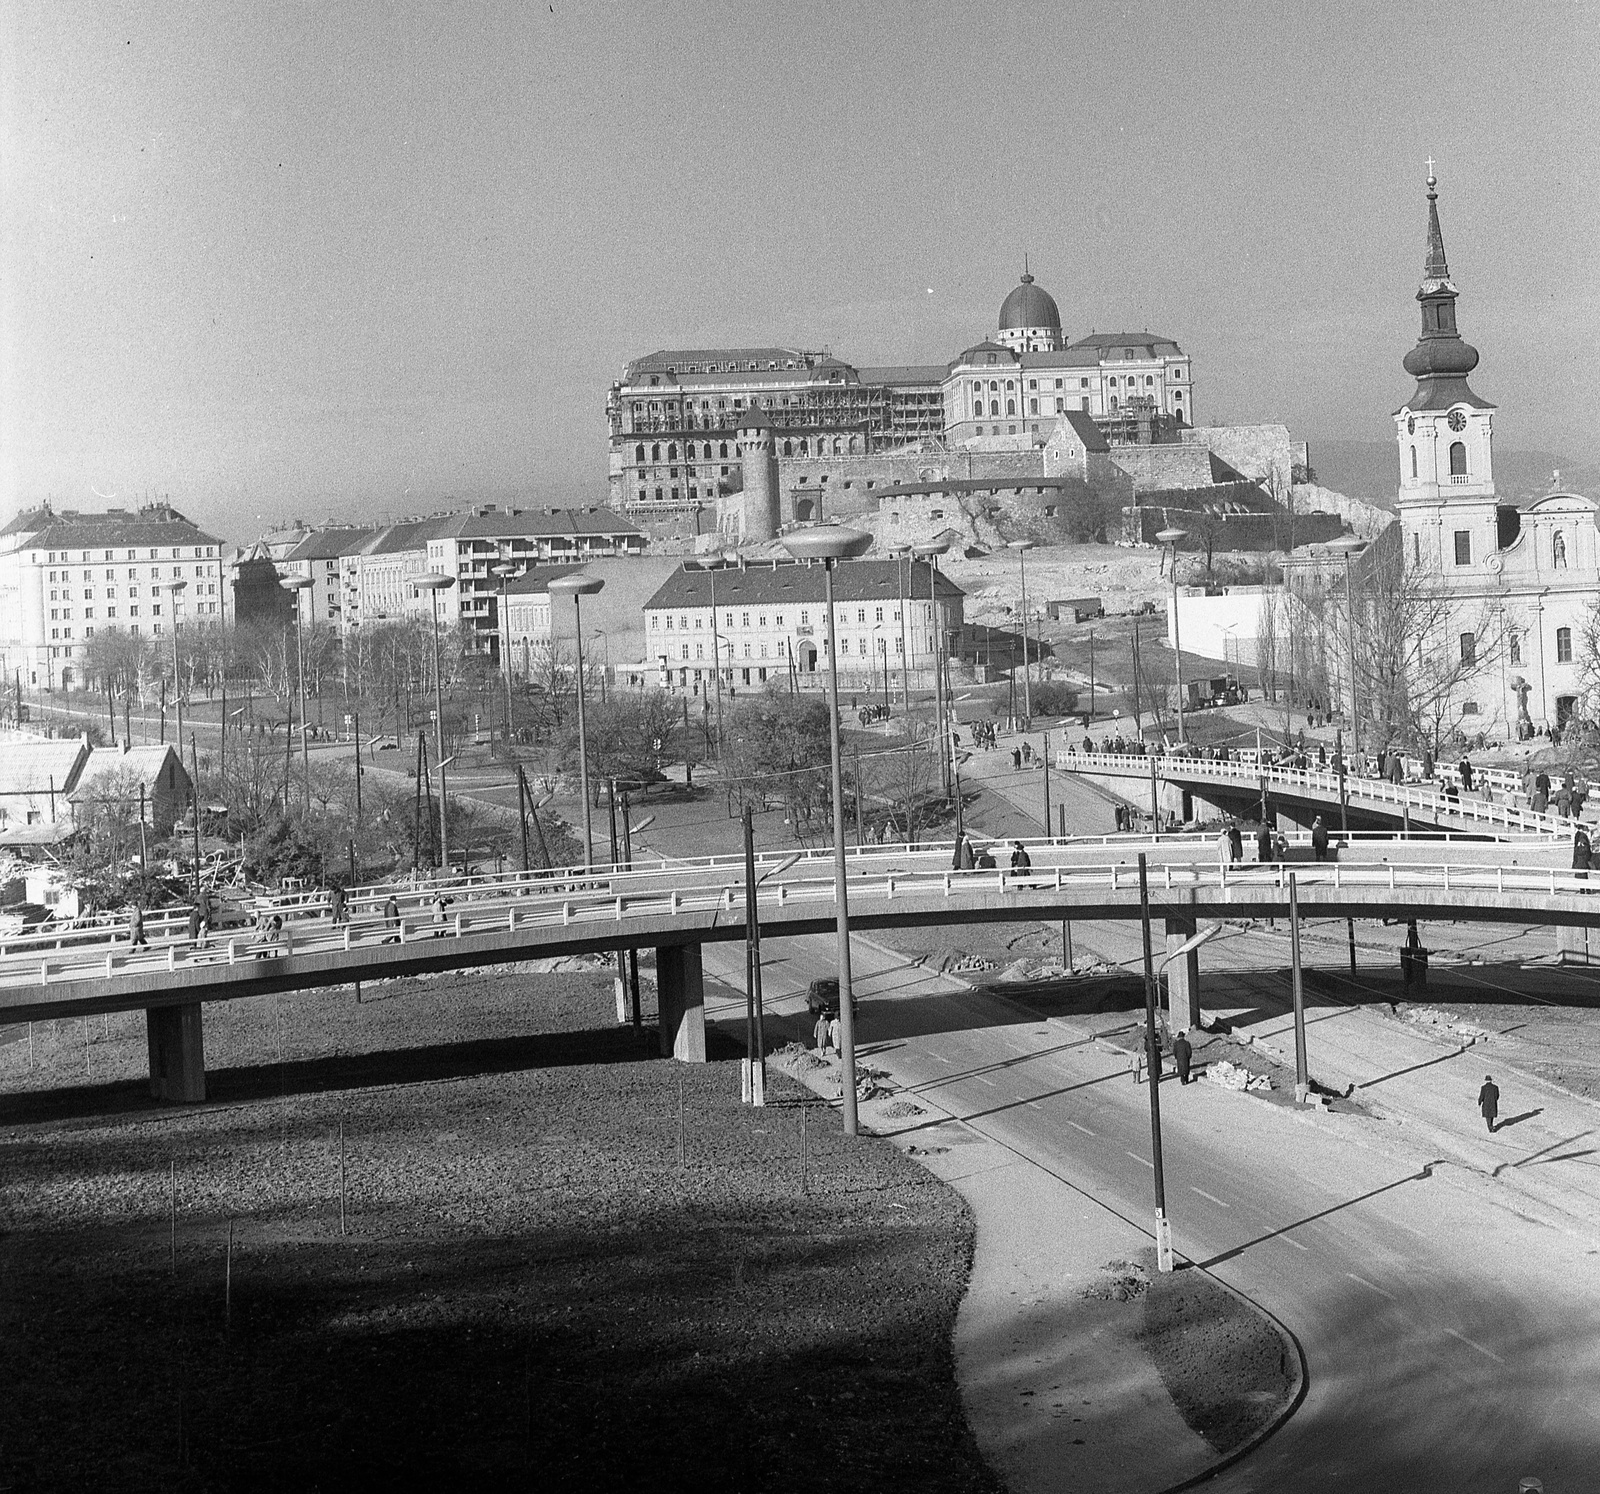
top-left (698, 936), bottom-right (1241, 1494)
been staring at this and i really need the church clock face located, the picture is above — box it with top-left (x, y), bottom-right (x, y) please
top-left (1448, 410), bottom-right (1467, 432)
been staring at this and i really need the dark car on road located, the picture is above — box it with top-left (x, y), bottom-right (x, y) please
top-left (805, 977), bottom-right (858, 1018)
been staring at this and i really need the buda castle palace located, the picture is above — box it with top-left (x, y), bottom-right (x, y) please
top-left (606, 270), bottom-right (1194, 523)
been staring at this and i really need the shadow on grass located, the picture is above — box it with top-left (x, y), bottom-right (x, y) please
top-left (0, 1023), bottom-right (702, 1127)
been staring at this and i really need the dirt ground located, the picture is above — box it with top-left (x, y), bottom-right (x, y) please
top-left (0, 970), bottom-right (999, 1493)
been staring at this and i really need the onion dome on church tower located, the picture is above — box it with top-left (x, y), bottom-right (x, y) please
top-left (1401, 166), bottom-right (1487, 409)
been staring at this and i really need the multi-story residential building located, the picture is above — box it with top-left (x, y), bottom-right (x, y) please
top-left (275, 507), bottom-right (647, 658)
top-left (0, 503), bottom-right (228, 690)
top-left (279, 527), bottom-right (374, 632)
top-left (609, 269), bottom-right (1193, 520)
top-left (642, 557), bottom-right (964, 694)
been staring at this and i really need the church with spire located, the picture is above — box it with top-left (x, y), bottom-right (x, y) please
top-left (1395, 167), bottom-right (1597, 736)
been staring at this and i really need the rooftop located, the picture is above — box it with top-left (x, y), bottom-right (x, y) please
top-left (645, 557), bottom-right (965, 612)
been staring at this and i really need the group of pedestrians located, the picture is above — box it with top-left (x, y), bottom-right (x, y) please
top-left (952, 835), bottom-right (1030, 875)
top-left (1130, 1026), bottom-right (1196, 1086)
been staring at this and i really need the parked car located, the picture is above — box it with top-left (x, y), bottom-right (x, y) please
top-left (805, 976), bottom-right (858, 1018)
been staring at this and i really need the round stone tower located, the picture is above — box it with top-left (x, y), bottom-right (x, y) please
top-left (735, 403), bottom-right (781, 543)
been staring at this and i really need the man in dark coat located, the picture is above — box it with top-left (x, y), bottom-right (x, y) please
top-left (1256, 822), bottom-right (1274, 863)
top-left (1311, 816), bottom-right (1330, 861)
top-left (1172, 1030), bottom-right (1193, 1085)
top-left (1459, 758), bottom-right (1475, 792)
top-left (1573, 828), bottom-right (1591, 883)
top-left (1478, 1074), bottom-right (1500, 1133)
top-left (1226, 821), bottom-right (1243, 864)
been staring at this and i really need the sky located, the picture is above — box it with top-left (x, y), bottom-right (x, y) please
top-left (3, 2), bottom-right (1597, 542)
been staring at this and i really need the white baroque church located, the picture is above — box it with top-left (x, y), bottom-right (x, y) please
top-left (1393, 167), bottom-right (1595, 738)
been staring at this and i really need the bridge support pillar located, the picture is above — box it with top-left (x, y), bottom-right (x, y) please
top-left (146, 1003), bottom-right (206, 1103)
top-left (1557, 924), bottom-right (1591, 963)
top-left (656, 944), bottom-right (707, 1062)
top-left (1164, 892), bottom-right (1200, 1033)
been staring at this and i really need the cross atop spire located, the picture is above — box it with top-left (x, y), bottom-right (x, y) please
top-left (1423, 164), bottom-right (1450, 284)
top-left (1022, 252), bottom-right (1032, 285)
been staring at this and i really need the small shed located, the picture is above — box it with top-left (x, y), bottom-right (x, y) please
top-left (73, 744), bottom-right (193, 837)
top-left (1048, 597), bottom-right (1105, 623)
top-left (0, 736), bottom-right (92, 850)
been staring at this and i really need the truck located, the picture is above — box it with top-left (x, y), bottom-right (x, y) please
top-left (1179, 674), bottom-right (1247, 710)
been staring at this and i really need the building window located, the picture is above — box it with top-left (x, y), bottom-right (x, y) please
top-left (1029, 398), bottom-right (1038, 415)
top-left (1509, 631), bottom-right (1521, 665)
top-left (1459, 632), bottom-right (1476, 665)
top-left (1006, 399), bottom-right (1016, 415)
top-left (1449, 441), bottom-right (1467, 477)
top-left (1557, 627), bottom-right (1573, 664)
top-left (1453, 531), bottom-right (1471, 566)
top-left (1410, 447), bottom-right (1418, 479)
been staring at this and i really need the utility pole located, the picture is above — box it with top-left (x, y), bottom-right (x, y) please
top-left (1336, 727), bottom-right (1356, 973)
top-left (1137, 853), bottom-right (1173, 1272)
top-left (742, 805), bottom-right (766, 1105)
top-left (1290, 872), bottom-right (1309, 1105)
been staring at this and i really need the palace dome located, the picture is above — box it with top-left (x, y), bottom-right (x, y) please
top-left (999, 272), bottom-right (1061, 332)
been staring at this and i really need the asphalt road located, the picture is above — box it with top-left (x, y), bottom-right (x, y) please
top-left (700, 927), bottom-right (1600, 1489)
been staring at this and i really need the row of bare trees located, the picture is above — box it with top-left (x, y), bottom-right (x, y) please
top-left (1254, 528), bottom-right (1506, 756)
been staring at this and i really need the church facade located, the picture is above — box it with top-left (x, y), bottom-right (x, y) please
top-left (1393, 169), bottom-right (1596, 738)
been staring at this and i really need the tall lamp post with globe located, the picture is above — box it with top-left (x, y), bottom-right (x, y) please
top-left (411, 574), bottom-right (456, 872)
top-left (277, 573), bottom-right (314, 814)
top-left (492, 561), bottom-right (522, 745)
top-left (1006, 540), bottom-right (1035, 722)
top-left (781, 525), bottom-right (873, 1137)
top-left (547, 573), bottom-right (606, 869)
top-left (1155, 527), bottom-right (1189, 744)
top-left (912, 540), bottom-right (951, 797)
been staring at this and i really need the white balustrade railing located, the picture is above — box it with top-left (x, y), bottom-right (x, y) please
top-left (1053, 749), bottom-right (1577, 837)
top-left (2, 848), bottom-right (1595, 998)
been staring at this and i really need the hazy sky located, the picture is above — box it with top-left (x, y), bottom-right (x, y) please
top-left (3, 2), bottom-right (1596, 541)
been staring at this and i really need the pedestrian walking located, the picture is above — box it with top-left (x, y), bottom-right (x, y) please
top-left (383, 894), bottom-right (402, 942)
top-left (813, 1009), bottom-right (830, 1055)
top-left (1227, 820), bottom-right (1243, 865)
top-left (827, 1012), bottom-right (841, 1055)
top-left (330, 883), bottom-right (348, 924)
top-left (1459, 757), bottom-right (1474, 793)
top-left (1021, 741), bottom-right (1033, 766)
top-left (432, 892), bottom-right (455, 937)
top-left (955, 834), bottom-right (975, 872)
top-left (1010, 840), bottom-right (1032, 876)
top-left (1012, 747), bottom-right (1023, 770)
top-left (1573, 827), bottom-right (1591, 883)
top-left (1478, 1074), bottom-right (1500, 1133)
top-left (1311, 816), bottom-right (1330, 861)
top-left (128, 903), bottom-right (148, 947)
top-left (1130, 1038), bottom-right (1146, 1085)
top-left (1172, 1030), bottom-right (1193, 1084)
top-left (1256, 822), bottom-right (1274, 863)
top-left (185, 904), bottom-right (203, 945)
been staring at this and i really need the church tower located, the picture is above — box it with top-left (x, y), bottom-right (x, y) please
top-left (1395, 165), bottom-right (1499, 579)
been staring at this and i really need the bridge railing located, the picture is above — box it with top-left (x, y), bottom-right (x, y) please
top-left (4, 851), bottom-right (1596, 998)
top-left (1053, 750), bottom-right (1573, 837)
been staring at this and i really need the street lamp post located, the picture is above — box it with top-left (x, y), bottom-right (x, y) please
top-left (1155, 528), bottom-right (1189, 744)
top-left (782, 525), bottom-right (873, 1137)
top-left (1327, 537), bottom-right (1366, 756)
top-left (163, 579), bottom-right (189, 749)
top-left (277, 573), bottom-right (313, 815)
top-left (411, 574), bottom-right (456, 872)
top-left (894, 546), bottom-right (912, 705)
top-left (547, 574), bottom-right (606, 869)
top-left (913, 541), bottom-right (950, 798)
top-left (492, 562), bottom-right (521, 746)
top-left (1007, 540), bottom-right (1034, 721)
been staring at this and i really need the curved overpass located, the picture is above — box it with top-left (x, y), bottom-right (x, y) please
top-left (0, 830), bottom-right (1590, 1098)
top-left (1055, 749), bottom-right (1576, 837)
